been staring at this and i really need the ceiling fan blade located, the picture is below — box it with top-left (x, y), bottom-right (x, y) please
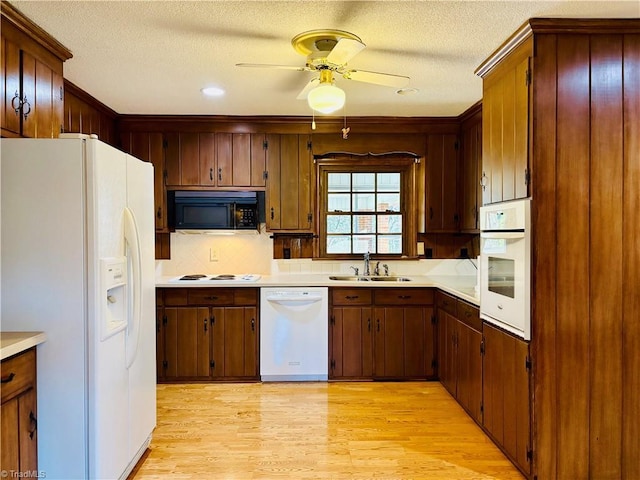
top-left (342, 69), bottom-right (410, 88)
top-left (296, 78), bottom-right (320, 100)
top-left (236, 63), bottom-right (308, 71)
top-left (326, 38), bottom-right (366, 65)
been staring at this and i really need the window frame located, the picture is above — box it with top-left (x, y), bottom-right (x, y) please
top-left (316, 155), bottom-right (419, 259)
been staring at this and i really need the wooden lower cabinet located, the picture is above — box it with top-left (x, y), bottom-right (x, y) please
top-left (156, 288), bottom-right (259, 382)
top-left (330, 288), bottom-right (435, 380)
top-left (0, 348), bottom-right (38, 475)
top-left (482, 322), bottom-right (531, 476)
top-left (436, 291), bottom-right (483, 423)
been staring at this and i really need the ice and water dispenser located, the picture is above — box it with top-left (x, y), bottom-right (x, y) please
top-left (100, 257), bottom-right (128, 340)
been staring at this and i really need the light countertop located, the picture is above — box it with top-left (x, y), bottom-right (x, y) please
top-left (1, 331), bottom-right (47, 360)
top-left (156, 274), bottom-right (479, 306)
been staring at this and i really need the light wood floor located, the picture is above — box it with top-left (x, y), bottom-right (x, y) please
top-left (131, 382), bottom-right (524, 479)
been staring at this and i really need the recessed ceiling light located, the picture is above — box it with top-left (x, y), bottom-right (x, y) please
top-left (396, 88), bottom-right (419, 95)
top-left (201, 86), bottom-right (225, 97)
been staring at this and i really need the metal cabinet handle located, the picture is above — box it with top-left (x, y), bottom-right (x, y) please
top-left (368, 318), bottom-right (371, 332)
top-left (251, 318), bottom-right (255, 331)
top-left (480, 172), bottom-right (488, 192)
top-left (377, 319), bottom-right (380, 332)
top-left (29, 411), bottom-right (37, 439)
top-left (156, 207), bottom-right (162, 219)
top-left (398, 295), bottom-right (411, 300)
top-left (204, 318), bottom-right (208, 332)
top-left (1, 372), bottom-right (16, 383)
top-left (218, 168), bottom-right (222, 181)
top-left (206, 296), bottom-right (218, 301)
top-left (345, 295), bottom-right (359, 300)
top-left (21, 96), bottom-right (31, 120)
top-left (270, 207), bottom-right (274, 220)
top-left (11, 91), bottom-right (21, 114)
top-left (210, 168), bottom-right (213, 181)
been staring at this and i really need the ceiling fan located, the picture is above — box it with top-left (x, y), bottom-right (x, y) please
top-left (236, 29), bottom-right (411, 113)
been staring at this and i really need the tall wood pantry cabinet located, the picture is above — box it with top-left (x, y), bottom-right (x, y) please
top-left (1, 1), bottom-right (71, 139)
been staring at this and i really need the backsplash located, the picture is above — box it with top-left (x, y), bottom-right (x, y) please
top-left (156, 230), bottom-right (273, 276)
top-left (156, 229), bottom-right (478, 278)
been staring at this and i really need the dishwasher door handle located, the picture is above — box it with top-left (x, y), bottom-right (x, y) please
top-left (266, 294), bottom-right (323, 305)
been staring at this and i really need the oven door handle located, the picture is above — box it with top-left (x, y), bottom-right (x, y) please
top-left (480, 231), bottom-right (525, 240)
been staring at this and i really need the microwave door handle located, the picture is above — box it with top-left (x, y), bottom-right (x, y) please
top-left (481, 231), bottom-right (526, 240)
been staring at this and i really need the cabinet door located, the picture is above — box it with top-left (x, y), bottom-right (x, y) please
top-left (216, 133), bottom-right (232, 187)
top-left (250, 133), bottom-right (267, 187)
top-left (179, 132), bottom-right (200, 186)
top-left (265, 134), bottom-right (282, 229)
top-left (330, 307), bottom-right (373, 378)
top-left (164, 307), bottom-right (211, 379)
top-left (456, 322), bottom-right (482, 423)
top-left (199, 133), bottom-right (216, 187)
top-left (130, 132), bottom-right (166, 230)
top-left (267, 134), bottom-right (314, 232)
top-left (425, 134), bottom-right (459, 232)
top-left (1, 398), bottom-right (19, 471)
top-left (482, 322), bottom-right (531, 474)
top-left (373, 307), bottom-right (405, 378)
top-left (211, 307), bottom-right (258, 378)
top-left (460, 119), bottom-right (481, 231)
top-left (17, 388), bottom-right (37, 473)
top-left (404, 306), bottom-right (434, 377)
top-left (156, 307), bottom-right (164, 381)
top-left (19, 50), bottom-right (36, 138)
top-left (52, 70), bottom-right (63, 137)
top-left (231, 133), bottom-right (251, 186)
top-left (482, 53), bottom-right (531, 205)
top-left (1, 37), bottom-right (22, 135)
top-left (438, 310), bottom-right (457, 396)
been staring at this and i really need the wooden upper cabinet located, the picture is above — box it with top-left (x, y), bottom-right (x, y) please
top-left (164, 132), bottom-right (266, 188)
top-left (1, 5), bottom-right (71, 138)
top-left (425, 133), bottom-right (459, 232)
top-left (478, 38), bottom-right (532, 205)
top-left (266, 134), bottom-right (314, 232)
top-left (460, 106), bottom-right (482, 231)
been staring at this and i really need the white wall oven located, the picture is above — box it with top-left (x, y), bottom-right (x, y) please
top-left (479, 198), bottom-right (531, 340)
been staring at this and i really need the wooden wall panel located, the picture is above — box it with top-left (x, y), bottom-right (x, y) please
top-left (622, 34), bottom-right (640, 480)
top-left (555, 34), bottom-right (591, 479)
top-left (589, 35), bottom-right (624, 479)
top-left (530, 33), bottom-right (558, 480)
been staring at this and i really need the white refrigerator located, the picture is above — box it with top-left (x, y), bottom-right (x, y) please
top-left (1, 135), bottom-right (156, 480)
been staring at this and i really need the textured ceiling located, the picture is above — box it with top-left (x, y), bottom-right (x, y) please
top-left (10, 0), bottom-right (640, 117)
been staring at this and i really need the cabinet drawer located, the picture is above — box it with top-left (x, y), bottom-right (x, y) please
top-left (374, 288), bottom-right (433, 305)
top-left (234, 288), bottom-right (258, 306)
top-left (1, 348), bottom-right (36, 403)
top-left (162, 288), bottom-right (188, 306)
top-left (188, 288), bottom-right (234, 305)
top-left (436, 291), bottom-right (457, 316)
top-left (457, 300), bottom-right (481, 332)
top-left (332, 288), bottom-right (372, 306)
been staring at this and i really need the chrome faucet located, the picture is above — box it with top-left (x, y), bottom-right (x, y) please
top-left (363, 252), bottom-right (371, 276)
top-left (373, 261), bottom-right (380, 276)
top-left (350, 265), bottom-right (359, 276)
top-left (383, 264), bottom-right (389, 276)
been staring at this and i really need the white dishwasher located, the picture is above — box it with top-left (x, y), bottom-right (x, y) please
top-left (260, 287), bottom-right (328, 381)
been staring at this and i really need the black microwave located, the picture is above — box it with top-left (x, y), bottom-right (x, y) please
top-left (169, 191), bottom-right (262, 230)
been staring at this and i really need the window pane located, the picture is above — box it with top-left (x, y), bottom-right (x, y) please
top-left (378, 214), bottom-right (402, 233)
top-left (352, 173), bottom-right (375, 192)
top-left (328, 193), bottom-right (350, 212)
top-left (327, 215), bottom-right (351, 234)
top-left (352, 193), bottom-right (375, 212)
top-left (328, 173), bottom-right (350, 192)
top-left (353, 235), bottom-right (376, 254)
top-left (377, 173), bottom-right (400, 192)
top-left (327, 235), bottom-right (351, 254)
top-left (353, 215), bottom-right (376, 234)
top-left (377, 235), bottom-right (402, 254)
top-left (377, 193), bottom-right (400, 212)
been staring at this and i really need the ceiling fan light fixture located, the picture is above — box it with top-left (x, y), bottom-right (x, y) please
top-left (307, 83), bottom-right (345, 114)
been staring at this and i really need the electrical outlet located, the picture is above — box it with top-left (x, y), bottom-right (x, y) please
top-left (209, 248), bottom-right (218, 262)
top-left (417, 242), bottom-right (425, 256)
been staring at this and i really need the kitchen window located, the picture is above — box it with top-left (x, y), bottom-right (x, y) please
top-left (317, 155), bottom-right (418, 259)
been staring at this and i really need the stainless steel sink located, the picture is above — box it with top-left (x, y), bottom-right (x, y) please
top-left (328, 276), bottom-right (411, 282)
top-left (369, 276), bottom-right (411, 282)
top-left (329, 276), bottom-right (371, 281)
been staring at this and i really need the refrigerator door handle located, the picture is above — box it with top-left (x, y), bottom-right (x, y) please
top-left (123, 207), bottom-right (142, 369)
